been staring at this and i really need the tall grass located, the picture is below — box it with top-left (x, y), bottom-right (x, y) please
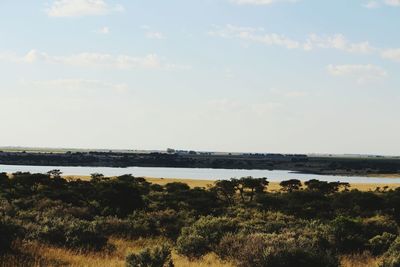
top-left (1, 239), bottom-right (382, 267)
top-left (0, 238), bottom-right (233, 267)
top-left (340, 252), bottom-right (381, 267)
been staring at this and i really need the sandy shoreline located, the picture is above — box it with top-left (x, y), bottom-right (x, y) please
top-left (62, 175), bottom-right (400, 192)
top-left (144, 178), bottom-right (400, 192)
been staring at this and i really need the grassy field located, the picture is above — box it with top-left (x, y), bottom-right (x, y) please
top-left (0, 238), bottom-right (382, 267)
top-left (1, 240), bottom-right (383, 267)
top-left (1, 238), bottom-right (232, 267)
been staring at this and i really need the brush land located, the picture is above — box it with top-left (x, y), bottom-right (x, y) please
top-left (1, 171), bottom-right (400, 267)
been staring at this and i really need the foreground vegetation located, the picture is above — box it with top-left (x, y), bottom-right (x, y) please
top-left (1, 171), bottom-right (400, 266)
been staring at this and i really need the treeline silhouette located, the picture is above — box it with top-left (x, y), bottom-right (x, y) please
top-left (1, 151), bottom-right (400, 175)
top-left (0, 171), bottom-right (399, 266)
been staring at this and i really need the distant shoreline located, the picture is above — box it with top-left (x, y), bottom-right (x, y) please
top-left (367, 173), bottom-right (400, 178)
top-left (2, 150), bottom-right (400, 177)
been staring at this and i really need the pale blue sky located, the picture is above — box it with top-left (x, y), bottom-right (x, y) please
top-left (0, 0), bottom-right (399, 155)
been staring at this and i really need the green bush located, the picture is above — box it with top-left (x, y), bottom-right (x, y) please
top-left (217, 232), bottom-right (339, 267)
top-left (29, 216), bottom-right (108, 251)
top-left (235, 210), bottom-right (298, 234)
top-left (93, 210), bottom-right (193, 240)
top-left (176, 216), bottom-right (238, 259)
top-left (126, 245), bottom-right (173, 267)
top-left (380, 236), bottom-right (400, 267)
top-left (93, 215), bottom-right (152, 239)
top-left (175, 233), bottom-right (209, 259)
top-left (368, 232), bottom-right (397, 256)
top-left (329, 216), bottom-right (366, 253)
top-left (362, 215), bottom-right (399, 238)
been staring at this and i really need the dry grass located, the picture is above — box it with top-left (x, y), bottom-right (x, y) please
top-left (0, 239), bottom-right (383, 267)
top-left (172, 253), bottom-right (233, 267)
top-left (340, 252), bottom-right (381, 267)
top-left (0, 238), bottom-right (232, 267)
top-left (146, 177), bottom-right (215, 189)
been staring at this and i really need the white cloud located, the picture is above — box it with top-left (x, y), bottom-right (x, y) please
top-left (209, 25), bottom-right (400, 66)
top-left (207, 99), bottom-right (282, 116)
top-left (25, 79), bottom-right (129, 93)
top-left (364, 0), bottom-right (400, 7)
top-left (231, 0), bottom-right (298, 5)
top-left (1, 49), bottom-right (187, 70)
top-left (209, 24), bottom-right (300, 49)
top-left (46, 0), bottom-right (124, 18)
top-left (268, 87), bottom-right (308, 98)
top-left (327, 64), bottom-right (387, 84)
top-left (381, 48), bottom-right (400, 62)
top-left (384, 0), bottom-right (400, 6)
top-left (209, 25), bottom-right (374, 53)
top-left (364, 1), bottom-right (380, 8)
top-left (96, 26), bottom-right (110, 34)
top-left (304, 34), bottom-right (374, 53)
top-left (140, 26), bottom-right (165, 40)
top-left (146, 31), bottom-right (164, 40)
top-left (0, 51), bottom-right (49, 64)
top-left (224, 68), bottom-right (235, 79)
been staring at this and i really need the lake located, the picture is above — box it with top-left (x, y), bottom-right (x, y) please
top-left (1, 164), bottom-right (400, 184)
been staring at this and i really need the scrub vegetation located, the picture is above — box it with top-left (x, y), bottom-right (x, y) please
top-left (1, 171), bottom-right (400, 266)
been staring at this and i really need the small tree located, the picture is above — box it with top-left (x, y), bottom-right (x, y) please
top-left (280, 179), bottom-right (302, 192)
top-left (305, 179), bottom-right (348, 194)
top-left (47, 169), bottom-right (63, 179)
top-left (213, 180), bottom-right (236, 205)
top-left (90, 173), bottom-right (106, 182)
top-left (232, 177), bottom-right (269, 203)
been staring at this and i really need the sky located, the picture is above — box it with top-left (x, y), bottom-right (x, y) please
top-left (0, 0), bottom-right (399, 155)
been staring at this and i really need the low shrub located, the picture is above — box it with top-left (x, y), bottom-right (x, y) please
top-left (93, 210), bottom-right (193, 240)
top-left (28, 216), bottom-right (108, 251)
top-left (93, 215), bottom-right (151, 238)
top-left (126, 245), bottom-right (173, 267)
top-left (329, 216), bottom-right (366, 253)
top-left (380, 236), bottom-right (400, 267)
top-left (368, 232), bottom-right (397, 256)
top-left (234, 210), bottom-right (298, 234)
top-left (176, 216), bottom-right (238, 259)
top-left (362, 215), bottom-right (399, 238)
top-left (217, 232), bottom-right (339, 267)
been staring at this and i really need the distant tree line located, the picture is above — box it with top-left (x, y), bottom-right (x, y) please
top-left (2, 151), bottom-right (400, 175)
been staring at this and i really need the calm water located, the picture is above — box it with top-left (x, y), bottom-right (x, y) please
top-left (1, 164), bottom-right (400, 184)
